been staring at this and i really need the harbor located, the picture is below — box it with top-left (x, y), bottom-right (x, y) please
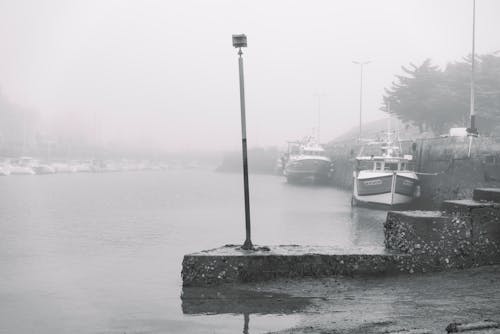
top-left (0, 169), bottom-right (388, 333)
top-left (1, 0), bottom-right (500, 333)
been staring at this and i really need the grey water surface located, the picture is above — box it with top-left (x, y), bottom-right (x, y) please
top-left (0, 169), bottom-right (387, 333)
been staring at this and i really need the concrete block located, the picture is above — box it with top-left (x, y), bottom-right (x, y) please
top-left (385, 211), bottom-right (454, 252)
top-left (470, 207), bottom-right (500, 265)
top-left (441, 200), bottom-right (496, 215)
top-left (181, 245), bottom-right (415, 286)
top-left (473, 188), bottom-right (500, 203)
top-left (385, 211), bottom-right (474, 270)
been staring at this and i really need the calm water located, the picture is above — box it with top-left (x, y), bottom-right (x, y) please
top-left (0, 169), bottom-right (387, 334)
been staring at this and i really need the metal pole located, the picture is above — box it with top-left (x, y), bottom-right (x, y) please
top-left (313, 93), bottom-right (325, 143)
top-left (317, 95), bottom-right (321, 143)
top-left (470, 0), bottom-right (476, 132)
top-left (353, 61), bottom-right (370, 142)
top-left (468, 0), bottom-right (477, 158)
top-left (359, 64), bottom-right (363, 141)
top-left (243, 313), bottom-right (250, 334)
top-left (237, 48), bottom-right (253, 250)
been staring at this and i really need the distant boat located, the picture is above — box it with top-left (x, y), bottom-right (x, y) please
top-left (352, 139), bottom-right (420, 207)
top-left (32, 164), bottom-right (55, 175)
top-left (9, 157), bottom-right (36, 175)
top-left (0, 163), bottom-right (10, 176)
top-left (52, 162), bottom-right (76, 173)
top-left (283, 137), bottom-right (334, 184)
top-left (71, 161), bottom-right (93, 173)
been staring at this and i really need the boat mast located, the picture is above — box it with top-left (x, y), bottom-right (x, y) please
top-left (313, 93), bottom-right (326, 144)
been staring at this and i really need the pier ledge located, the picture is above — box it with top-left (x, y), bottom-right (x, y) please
top-left (182, 188), bottom-right (500, 286)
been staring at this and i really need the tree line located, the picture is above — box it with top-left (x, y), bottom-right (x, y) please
top-left (383, 52), bottom-right (500, 135)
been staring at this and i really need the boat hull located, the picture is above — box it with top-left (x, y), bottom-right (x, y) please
top-left (9, 166), bottom-right (35, 175)
top-left (353, 172), bottom-right (418, 207)
top-left (284, 159), bottom-right (333, 183)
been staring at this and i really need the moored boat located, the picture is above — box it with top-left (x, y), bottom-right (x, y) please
top-left (283, 138), bottom-right (334, 184)
top-left (352, 141), bottom-right (419, 207)
top-left (9, 157), bottom-right (36, 175)
top-left (0, 163), bottom-right (10, 176)
top-left (32, 164), bottom-right (56, 174)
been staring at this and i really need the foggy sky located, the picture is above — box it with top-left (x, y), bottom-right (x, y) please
top-left (0, 0), bottom-right (499, 151)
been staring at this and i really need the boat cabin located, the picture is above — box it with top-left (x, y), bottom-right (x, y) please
top-left (301, 146), bottom-right (325, 156)
top-left (355, 156), bottom-right (414, 173)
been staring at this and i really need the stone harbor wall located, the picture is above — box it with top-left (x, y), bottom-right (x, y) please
top-left (385, 211), bottom-right (474, 270)
top-left (385, 190), bottom-right (500, 271)
top-left (326, 136), bottom-right (500, 208)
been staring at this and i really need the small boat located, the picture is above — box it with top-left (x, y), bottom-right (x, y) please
top-left (352, 140), bottom-right (420, 207)
top-left (0, 163), bottom-right (11, 176)
top-left (9, 157), bottom-right (36, 175)
top-left (52, 162), bottom-right (77, 173)
top-left (71, 161), bottom-right (93, 173)
top-left (32, 164), bottom-right (56, 175)
top-left (283, 137), bottom-right (334, 184)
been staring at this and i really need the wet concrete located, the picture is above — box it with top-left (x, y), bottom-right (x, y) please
top-left (182, 245), bottom-right (416, 286)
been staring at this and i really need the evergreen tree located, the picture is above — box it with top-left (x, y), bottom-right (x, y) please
top-left (383, 53), bottom-right (500, 135)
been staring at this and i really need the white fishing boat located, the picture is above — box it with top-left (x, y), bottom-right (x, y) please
top-left (352, 139), bottom-right (420, 207)
top-left (283, 137), bottom-right (334, 184)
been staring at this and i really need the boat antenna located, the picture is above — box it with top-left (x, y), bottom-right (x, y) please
top-left (387, 101), bottom-right (392, 145)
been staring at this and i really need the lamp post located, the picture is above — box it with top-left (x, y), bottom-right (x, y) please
top-left (232, 34), bottom-right (253, 250)
top-left (352, 60), bottom-right (371, 141)
top-left (469, 0), bottom-right (477, 135)
top-left (467, 0), bottom-right (478, 157)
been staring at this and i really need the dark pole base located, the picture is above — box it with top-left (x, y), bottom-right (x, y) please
top-left (241, 239), bottom-right (254, 250)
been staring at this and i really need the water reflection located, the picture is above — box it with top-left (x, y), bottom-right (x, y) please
top-left (182, 286), bottom-right (312, 333)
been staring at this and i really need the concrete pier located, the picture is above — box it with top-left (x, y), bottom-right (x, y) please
top-left (182, 188), bottom-right (500, 286)
top-left (473, 188), bottom-right (500, 202)
top-left (182, 245), bottom-right (414, 286)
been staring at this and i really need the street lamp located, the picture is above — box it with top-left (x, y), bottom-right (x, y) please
top-left (232, 34), bottom-right (253, 250)
top-left (467, 0), bottom-right (478, 157)
top-left (352, 60), bottom-right (371, 141)
top-left (468, 0), bottom-right (478, 135)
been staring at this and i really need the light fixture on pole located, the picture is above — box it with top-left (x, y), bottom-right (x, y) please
top-left (232, 34), bottom-right (253, 250)
top-left (352, 60), bottom-right (371, 141)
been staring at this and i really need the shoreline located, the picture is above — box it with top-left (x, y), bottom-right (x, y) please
top-left (183, 264), bottom-right (500, 334)
top-left (259, 264), bottom-right (500, 333)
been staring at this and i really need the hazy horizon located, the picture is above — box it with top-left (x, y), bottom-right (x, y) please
top-left (1, 0), bottom-right (499, 152)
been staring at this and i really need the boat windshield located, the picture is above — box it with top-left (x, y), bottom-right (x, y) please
top-left (356, 159), bottom-right (413, 172)
top-left (384, 162), bottom-right (399, 171)
top-left (357, 160), bottom-right (374, 170)
top-left (303, 149), bottom-right (323, 156)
